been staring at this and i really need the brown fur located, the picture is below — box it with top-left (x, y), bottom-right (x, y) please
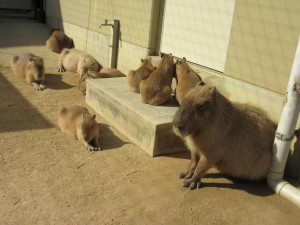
top-left (139, 53), bottom-right (175, 105)
top-left (172, 83), bottom-right (276, 189)
top-left (175, 57), bottom-right (202, 105)
top-left (78, 68), bottom-right (126, 95)
top-left (58, 48), bottom-right (102, 77)
top-left (57, 105), bottom-right (101, 150)
top-left (46, 29), bottom-right (75, 53)
top-left (10, 53), bottom-right (46, 91)
top-left (127, 58), bottom-right (155, 93)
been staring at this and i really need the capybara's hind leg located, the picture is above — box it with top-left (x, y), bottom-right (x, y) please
top-left (149, 86), bottom-right (172, 105)
top-left (183, 156), bottom-right (212, 190)
top-left (179, 152), bottom-right (199, 179)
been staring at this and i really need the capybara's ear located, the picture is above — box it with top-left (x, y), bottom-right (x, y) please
top-left (169, 53), bottom-right (173, 58)
top-left (29, 57), bottom-right (33, 62)
top-left (209, 86), bottom-right (216, 96)
top-left (141, 58), bottom-right (144, 63)
top-left (148, 57), bottom-right (152, 61)
top-left (92, 114), bottom-right (96, 120)
top-left (197, 81), bottom-right (206, 86)
top-left (160, 52), bottom-right (165, 58)
top-left (183, 57), bottom-right (186, 62)
top-left (176, 59), bottom-right (179, 65)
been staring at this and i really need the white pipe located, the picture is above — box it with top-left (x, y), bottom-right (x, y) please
top-left (267, 36), bottom-right (300, 207)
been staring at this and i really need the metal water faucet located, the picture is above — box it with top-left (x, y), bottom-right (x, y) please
top-left (99, 19), bottom-right (113, 29)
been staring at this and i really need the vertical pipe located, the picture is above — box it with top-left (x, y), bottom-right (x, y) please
top-left (109, 20), bottom-right (120, 68)
top-left (267, 36), bottom-right (300, 207)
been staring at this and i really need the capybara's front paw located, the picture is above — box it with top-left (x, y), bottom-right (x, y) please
top-left (179, 169), bottom-right (195, 179)
top-left (183, 177), bottom-right (201, 190)
top-left (58, 66), bottom-right (65, 72)
top-left (87, 145), bottom-right (102, 151)
top-left (39, 84), bottom-right (46, 90)
top-left (33, 83), bottom-right (44, 91)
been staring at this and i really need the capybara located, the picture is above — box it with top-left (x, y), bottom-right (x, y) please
top-left (78, 68), bottom-right (126, 94)
top-left (46, 29), bottom-right (75, 53)
top-left (172, 83), bottom-right (276, 189)
top-left (10, 53), bottom-right (46, 91)
top-left (57, 105), bottom-right (101, 150)
top-left (175, 57), bottom-right (202, 105)
top-left (139, 53), bottom-right (175, 105)
top-left (58, 48), bottom-right (102, 77)
top-left (127, 57), bottom-right (155, 93)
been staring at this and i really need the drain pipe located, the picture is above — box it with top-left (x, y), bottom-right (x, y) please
top-left (99, 19), bottom-right (120, 68)
top-left (267, 36), bottom-right (300, 207)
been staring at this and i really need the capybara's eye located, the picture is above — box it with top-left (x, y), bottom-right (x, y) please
top-left (197, 102), bottom-right (207, 111)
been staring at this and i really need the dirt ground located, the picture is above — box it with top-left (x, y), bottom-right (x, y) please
top-left (0, 20), bottom-right (300, 225)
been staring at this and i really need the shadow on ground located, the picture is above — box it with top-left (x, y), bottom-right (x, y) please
top-left (0, 72), bottom-right (53, 133)
top-left (45, 73), bottom-right (75, 90)
top-left (98, 123), bottom-right (129, 150)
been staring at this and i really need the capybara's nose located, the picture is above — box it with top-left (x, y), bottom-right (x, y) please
top-left (172, 114), bottom-right (184, 130)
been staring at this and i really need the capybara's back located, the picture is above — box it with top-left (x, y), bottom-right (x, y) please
top-left (173, 83), bottom-right (276, 188)
top-left (58, 49), bottom-right (102, 77)
top-left (46, 29), bottom-right (74, 53)
top-left (10, 53), bottom-right (46, 91)
top-left (139, 53), bottom-right (175, 105)
top-left (78, 68), bottom-right (126, 94)
top-left (127, 58), bottom-right (155, 93)
top-left (57, 105), bottom-right (101, 150)
top-left (175, 57), bottom-right (202, 105)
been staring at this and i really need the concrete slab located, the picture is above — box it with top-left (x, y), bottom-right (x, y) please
top-left (86, 77), bottom-right (187, 157)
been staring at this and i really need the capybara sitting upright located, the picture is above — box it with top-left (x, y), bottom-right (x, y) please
top-left (139, 53), bottom-right (175, 105)
top-left (58, 48), bottom-right (102, 77)
top-left (127, 57), bottom-right (155, 93)
top-left (172, 83), bottom-right (276, 190)
top-left (78, 68), bottom-right (126, 94)
top-left (46, 29), bottom-right (75, 53)
top-left (10, 53), bottom-right (46, 91)
top-left (57, 105), bottom-right (101, 151)
top-left (175, 57), bottom-right (202, 105)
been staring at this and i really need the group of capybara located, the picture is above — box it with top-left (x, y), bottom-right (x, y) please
top-left (9, 29), bottom-right (276, 190)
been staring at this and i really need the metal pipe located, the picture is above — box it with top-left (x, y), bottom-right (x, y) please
top-left (267, 36), bottom-right (300, 207)
top-left (99, 19), bottom-right (120, 68)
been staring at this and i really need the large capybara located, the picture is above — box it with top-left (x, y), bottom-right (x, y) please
top-left (10, 53), bottom-right (46, 91)
top-left (127, 57), bottom-right (155, 93)
top-left (78, 68), bottom-right (126, 95)
top-left (57, 105), bottom-right (101, 151)
top-left (175, 57), bottom-right (202, 105)
top-left (58, 48), bottom-right (102, 77)
top-left (172, 82), bottom-right (276, 189)
top-left (139, 53), bottom-right (175, 105)
top-left (46, 29), bottom-right (75, 53)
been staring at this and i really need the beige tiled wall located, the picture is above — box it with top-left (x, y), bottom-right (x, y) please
top-left (224, 0), bottom-right (300, 94)
top-left (46, 0), bottom-right (161, 74)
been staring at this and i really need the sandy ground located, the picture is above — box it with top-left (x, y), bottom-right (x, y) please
top-left (0, 20), bottom-right (300, 225)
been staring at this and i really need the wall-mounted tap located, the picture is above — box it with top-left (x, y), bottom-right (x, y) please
top-left (98, 19), bottom-right (120, 68)
top-left (99, 19), bottom-right (113, 29)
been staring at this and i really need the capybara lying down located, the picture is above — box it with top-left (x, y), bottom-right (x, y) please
top-left (127, 57), bottom-right (155, 93)
top-left (175, 57), bottom-right (202, 105)
top-left (58, 48), bottom-right (102, 77)
top-left (172, 82), bottom-right (276, 189)
top-left (46, 29), bottom-right (75, 53)
top-left (139, 53), bottom-right (175, 105)
top-left (78, 68), bottom-right (126, 94)
top-left (57, 105), bottom-right (101, 151)
top-left (10, 53), bottom-right (46, 91)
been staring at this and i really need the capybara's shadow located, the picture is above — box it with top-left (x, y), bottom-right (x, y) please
top-left (45, 73), bottom-right (75, 90)
top-left (195, 173), bottom-right (274, 197)
top-left (98, 123), bottom-right (128, 150)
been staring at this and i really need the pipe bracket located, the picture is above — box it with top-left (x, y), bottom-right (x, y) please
top-left (275, 131), bottom-right (294, 142)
